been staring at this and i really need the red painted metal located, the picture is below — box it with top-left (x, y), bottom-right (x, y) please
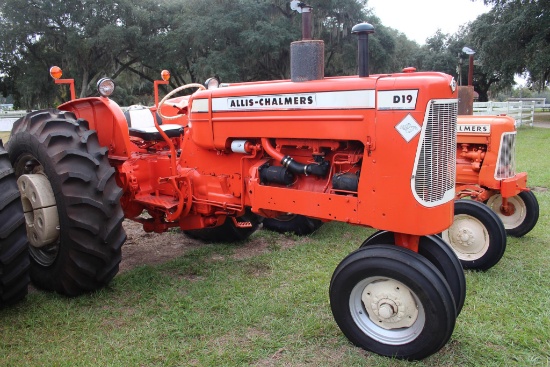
top-left (51, 69), bottom-right (458, 244)
top-left (54, 79), bottom-right (76, 100)
top-left (154, 79), bottom-right (169, 108)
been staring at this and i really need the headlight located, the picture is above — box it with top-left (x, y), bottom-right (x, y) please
top-left (204, 77), bottom-right (220, 90)
top-left (97, 78), bottom-right (116, 97)
top-left (161, 70), bottom-right (171, 81)
top-left (49, 66), bottom-right (63, 80)
top-left (450, 77), bottom-right (457, 93)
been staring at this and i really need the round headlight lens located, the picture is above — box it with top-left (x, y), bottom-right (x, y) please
top-left (97, 78), bottom-right (116, 97)
top-left (49, 66), bottom-right (63, 80)
top-left (204, 77), bottom-right (220, 90)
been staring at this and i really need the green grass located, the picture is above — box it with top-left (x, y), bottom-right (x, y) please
top-left (1, 127), bottom-right (549, 366)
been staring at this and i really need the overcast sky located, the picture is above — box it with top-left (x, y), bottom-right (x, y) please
top-left (367, 0), bottom-right (491, 45)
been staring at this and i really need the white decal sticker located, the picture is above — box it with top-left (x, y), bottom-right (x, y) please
top-left (208, 90), bottom-right (375, 112)
top-left (191, 99), bottom-right (209, 113)
top-left (396, 114), bottom-right (421, 142)
top-left (226, 94), bottom-right (315, 109)
top-left (378, 90), bottom-right (419, 110)
top-left (457, 124), bottom-right (491, 133)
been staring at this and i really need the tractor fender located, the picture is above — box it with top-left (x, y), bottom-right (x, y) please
top-left (57, 97), bottom-right (133, 158)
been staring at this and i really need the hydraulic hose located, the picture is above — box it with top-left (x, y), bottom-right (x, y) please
top-left (261, 138), bottom-right (329, 177)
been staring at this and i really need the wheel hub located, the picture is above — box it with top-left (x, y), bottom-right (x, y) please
top-left (445, 214), bottom-right (490, 260)
top-left (17, 174), bottom-right (60, 248)
top-left (487, 194), bottom-right (527, 230)
top-left (362, 279), bottom-right (418, 329)
top-left (455, 228), bottom-right (475, 246)
top-left (500, 202), bottom-right (516, 216)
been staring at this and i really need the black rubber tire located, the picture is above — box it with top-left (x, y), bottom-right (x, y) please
top-left (7, 109), bottom-right (126, 296)
top-left (485, 191), bottom-right (539, 237)
top-left (360, 231), bottom-right (466, 316)
top-left (0, 141), bottom-right (30, 307)
top-left (330, 245), bottom-right (456, 360)
top-left (442, 200), bottom-right (506, 271)
top-left (262, 214), bottom-right (323, 235)
top-left (184, 208), bottom-right (262, 243)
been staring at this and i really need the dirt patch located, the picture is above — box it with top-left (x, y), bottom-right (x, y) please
top-left (120, 220), bottom-right (304, 273)
top-left (119, 220), bottom-right (201, 273)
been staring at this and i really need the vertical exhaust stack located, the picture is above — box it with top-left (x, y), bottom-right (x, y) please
top-left (352, 23), bottom-right (375, 77)
top-left (290, 1), bottom-right (324, 82)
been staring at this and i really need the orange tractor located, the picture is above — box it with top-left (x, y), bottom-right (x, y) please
top-left (264, 114), bottom-right (539, 272)
top-left (3, 17), bottom-right (465, 359)
top-left (443, 115), bottom-right (539, 269)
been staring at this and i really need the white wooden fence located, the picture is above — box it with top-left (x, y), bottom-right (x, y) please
top-left (473, 101), bottom-right (535, 127)
top-left (0, 110), bottom-right (26, 118)
top-left (0, 111), bottom-right (27, 131)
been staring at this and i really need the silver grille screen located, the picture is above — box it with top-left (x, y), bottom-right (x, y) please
top-left (495, 132), bottom-right (517, 179)
top-left (413, 100), bottom-right (457, 206)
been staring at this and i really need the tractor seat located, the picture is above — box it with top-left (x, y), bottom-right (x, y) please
top-left (124, 106), bottom-right (184, 141)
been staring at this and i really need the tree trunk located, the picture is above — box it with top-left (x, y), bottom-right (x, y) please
top-left (80, 70), bottom-right (89, 99)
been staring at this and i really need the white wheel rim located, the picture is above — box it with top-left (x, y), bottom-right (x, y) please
top-left (14, 156), bottom-right (61, 267)
top-left (17, 174), bottom-right (60, 249)
top-left (349, 277), bottom-right (425, 345)
top-left (443, 214), bottom-right (490, 261)
top-left (486, 194), bottom-right (527, 230)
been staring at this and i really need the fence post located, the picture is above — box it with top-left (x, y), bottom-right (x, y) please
top-left (529, 101), bottom-right (534, 127)
top-left (518, 101), bottom-right (523, 127)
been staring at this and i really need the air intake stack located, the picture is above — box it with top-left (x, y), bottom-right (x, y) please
top-left (290, 1), bottom-right (324, 82)
top-left (351, 23), bottom-right (375, 77)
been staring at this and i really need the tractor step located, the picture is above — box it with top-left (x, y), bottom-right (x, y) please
top-left (231, 217), bottom-right (253, 228)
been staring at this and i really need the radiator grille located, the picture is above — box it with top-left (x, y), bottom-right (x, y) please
top-left (495, 132), bottom-right (517, 179)
top-left (413, 100), bottom-right (457, 206)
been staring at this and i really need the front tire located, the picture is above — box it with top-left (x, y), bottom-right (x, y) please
top-left (0, 142), bottom-right (29, 307)
top-left (360, 231), bottom-right (466, 315)
top-left (485, 191), bottom-right (539, 237)
top-left (330, 245), bottom-right (456, 360)
top-left (262, 214), bottom-right (323, 235)
top-left (442, 200), bottom-right (506, 271)
top-left (8, 109), bottom-right (126, 296)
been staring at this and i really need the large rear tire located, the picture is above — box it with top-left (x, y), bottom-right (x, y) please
top-left (330, 245), bottom-right (456, 360)
top-left (485, 191), bottom-right (539, 237)
top-left (0, 141), bottom-right (29, 307)
top-left (7, 109), bottom-right (126, 296)
top-left (442, 200), bottom-right (506, 271)
top-left (360, 231), bottom-right (466, 315)
top-left (262, 214), bottom-right (323, 235)
top-left (184, 209), bottom-right (261, 243)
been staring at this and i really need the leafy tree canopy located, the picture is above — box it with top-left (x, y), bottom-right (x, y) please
top-left (1, 0), bottom-right (548, 108)
top-left (471, 0), bottom-right (550, 92)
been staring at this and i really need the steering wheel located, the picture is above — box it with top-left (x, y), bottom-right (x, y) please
top-left (157, 83), bottom-right (206, 120)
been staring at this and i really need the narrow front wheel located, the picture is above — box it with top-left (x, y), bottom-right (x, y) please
top-left (330, 245), bottom-right (456, 360)
top-left (360, 231), bottom-right (466, 315)
top-left (442, 200), bottom-right (506, 271)
top-left (485, 191), bottom-right (539, 237)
